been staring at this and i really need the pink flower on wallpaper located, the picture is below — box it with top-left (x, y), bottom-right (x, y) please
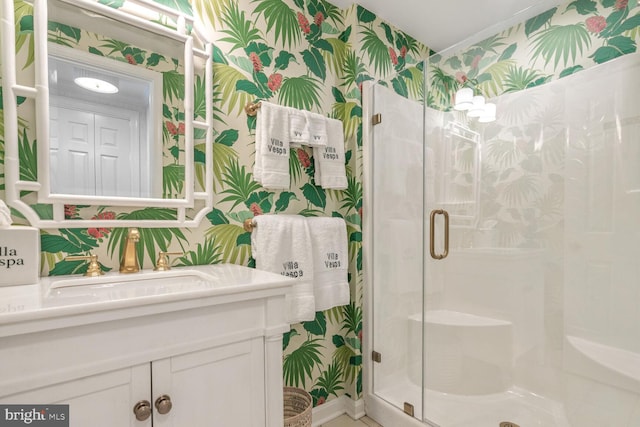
top-left (615, 0), bottom-right (628, 10)
top-left (87, 228), bottom-right (105, 239)
top-left (166, 121), bottom-right (178, 136)
top-left (314, 12), bottom-right (324, 26)
top-left (87, 212), bottom-right (114, 240)
top-left (455, 71), bottom-right (468, 84)
top-left (316, 396), bottom-right (326, 405)
top-left (64, 205), bottom-right (77, 219)
top-left (250, 203), bottom-right (263, 216)
top-left (471, 54), bottom-right (482, 69)
top-left (297, 12), bottom-right (311, 34)
top-left (95, 211), bottom-right (116, 221)
top-left (267, 73), bottom-right (283, 91)
top-left (125, 54), bottom-right (137, 65)
top-left (297, 149), bottom-right (311, 168)
top-left (177, 123), bottom-right (185, 135)
top-left (400, 45), bottom-right (407, 59)
top-left (586, 16), bottom-right (607, 33)
top-left (389, 47), bottom-right (398, 65)
top-left (249, 52), bottom-right (263, 72)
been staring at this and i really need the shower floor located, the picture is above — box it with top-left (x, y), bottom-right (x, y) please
top-left (376, 378), bottom-right (570, 427)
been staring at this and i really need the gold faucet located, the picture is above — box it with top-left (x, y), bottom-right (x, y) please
top-left (154, 251), bottom-right (184, 271)
top-left (66, 253), bottom-right (104, 277)
top-left (120, 228), bottom-right (141, 273)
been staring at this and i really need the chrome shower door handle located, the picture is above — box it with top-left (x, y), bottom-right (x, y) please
top-left (429, 209), bottom-right (449, 260)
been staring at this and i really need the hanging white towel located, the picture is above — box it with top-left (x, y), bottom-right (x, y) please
top-left (305, 111), bottom-right (328, 147)
top-left (251, 214), bottom-right (315, 323)
top-left (289, 109), bottom-right (309, 148)
top-left (254, 101), bottom-right (290, 189)
top-left (306, 216), bottom-right (350, 312)
top-left (313, 117), bottom-right (347, 189)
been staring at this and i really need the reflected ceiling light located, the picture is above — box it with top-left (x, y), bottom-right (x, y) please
top-left (73, 69), bottom-right (119, 94)
top-left (478, 103), bottom-right (496, 123)
top-left (454, 87), bottom-right (473, 110)
top-left (467, 95), bottom-right (486, 118)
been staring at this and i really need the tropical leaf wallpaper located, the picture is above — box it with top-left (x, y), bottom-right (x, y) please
top-left (1, 0), bottom-right (429, 406)
top-left (429, 0), bottom-right (640, 110)
top-left (2, 0), bottom-right (639, 411)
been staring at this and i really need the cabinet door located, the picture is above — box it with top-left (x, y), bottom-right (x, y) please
top-left (1, 364), bottom-right (151, 427)
top-left (152, 337), bottom-right (266, 427)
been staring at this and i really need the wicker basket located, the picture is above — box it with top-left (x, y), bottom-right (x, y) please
top-left (283, 387), bottom-right (312, 427)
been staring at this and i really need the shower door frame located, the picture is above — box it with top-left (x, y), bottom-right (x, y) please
top-left (361, 81), bottom-right (432, 427)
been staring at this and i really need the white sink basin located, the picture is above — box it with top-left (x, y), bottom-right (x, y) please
top-left (48, 268), bottom-right (214, 290)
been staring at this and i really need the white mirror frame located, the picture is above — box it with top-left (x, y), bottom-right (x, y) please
top-left (1, 0), bottom-right (213, 228)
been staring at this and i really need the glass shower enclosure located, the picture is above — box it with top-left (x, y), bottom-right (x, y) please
top-left (364, 53), bottom-right (640, 427)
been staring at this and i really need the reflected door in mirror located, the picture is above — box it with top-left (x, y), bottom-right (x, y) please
top-left (50, 102), bottom-right (147, 197)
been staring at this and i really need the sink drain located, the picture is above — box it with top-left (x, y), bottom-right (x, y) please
top-left (499, 423), bottom-right (520, 427)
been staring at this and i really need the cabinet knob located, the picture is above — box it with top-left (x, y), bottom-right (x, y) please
top-left (155, 394), bottom-right (173, 415)
top-left (133, 400), bottom-right (152, 421)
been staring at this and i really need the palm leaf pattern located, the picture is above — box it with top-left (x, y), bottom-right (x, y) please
top-left (530, 24), bottom-right (591, 70)
top-left (213, 62), bottom-right (255, 116)
top-left (360, 26), bottom-right (392, 77)
top-left (220, 2), bottom-right (263, 52)
top-left (192, 0), bottom-right (231, 29)
top-left (283, 338), bottom-right (324, 388)
top-left (278, 76), bottom-right (323, 110)
top-left (251, 0), bottom-right (301, 49)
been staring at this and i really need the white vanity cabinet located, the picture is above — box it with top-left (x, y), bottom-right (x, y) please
top-left (0, 264), bottom-right (293, 427)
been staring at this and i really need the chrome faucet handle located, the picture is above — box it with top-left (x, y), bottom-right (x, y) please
top-left (154, 251), bottom-right (184, 271)
top-left (65, 253), bottom-right (104, 277)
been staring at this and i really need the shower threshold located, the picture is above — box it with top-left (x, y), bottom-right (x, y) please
top-left (375, 379), bottom-right (570, 427)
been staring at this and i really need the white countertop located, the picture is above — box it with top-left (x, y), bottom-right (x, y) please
top-left (0, 264), bottom-right (294, 336)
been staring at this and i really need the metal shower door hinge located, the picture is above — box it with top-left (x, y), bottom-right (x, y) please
top-left (371, 351), bottom-right (382, 363)
top-left (403, 402), bottom-right (414, 417)
top-left (372, 113), bottom-right (382, 125)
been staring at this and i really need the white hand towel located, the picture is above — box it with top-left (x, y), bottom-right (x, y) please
top-left (289, 109), bottom-right (309, 148)
top-left (305, 111), bottom-right (328, 147)
top-left (254, 101), bottom-right (290, 189)
top-left (251, 214), bottom-right (316, 323)
top-left (313, 117), bottom-right (347, 189)
top-left (306, 216), bottom-right (350, 311)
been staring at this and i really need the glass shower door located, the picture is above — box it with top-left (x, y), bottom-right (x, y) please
top-left (370, 83), bottom-right (424, 420)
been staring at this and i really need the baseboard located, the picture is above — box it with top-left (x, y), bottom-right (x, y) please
top-left (311, 395), bottom-right (365, 426)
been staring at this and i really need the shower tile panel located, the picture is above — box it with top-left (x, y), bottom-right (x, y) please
top-left (586, 131), bottom-right (613, 233)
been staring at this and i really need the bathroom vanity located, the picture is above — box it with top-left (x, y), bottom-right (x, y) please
top-left (0, 264), bottom-right (293, 427)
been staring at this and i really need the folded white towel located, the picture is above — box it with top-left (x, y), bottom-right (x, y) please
top-left (307, 216), bottom-right (350, 312)
top-left (313, 117), bottom-right (347, 189)
top-left (251, 214), bottom-right (315, 323)
top-left (305, 111), bottom-right (328, 147)
top-left (254, 101), bottom-right (290, 189)
top-left (289, 109), bottom-right (309, 148)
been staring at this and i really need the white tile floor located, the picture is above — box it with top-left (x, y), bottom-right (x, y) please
top-left (319, 414), bottom-right (383, 427)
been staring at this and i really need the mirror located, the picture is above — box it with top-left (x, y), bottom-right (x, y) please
top-left (1, 0), bottom-right (213, 227)
top-left (48, 47), bottom-right (164, 199)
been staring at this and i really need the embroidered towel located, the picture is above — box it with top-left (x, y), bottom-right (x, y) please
top-left (313, 117), bottom-right (347, 189)
top-left (289, 109), bottom-right (309, 148)
top-left (251, 214), bottom-right (315, 323)
top-left (254, 101), bottom-right (290, 189)
top-left (305, 111), bottom-right (328, 147)
top-left (306, 217), bottom-right (350, 312)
